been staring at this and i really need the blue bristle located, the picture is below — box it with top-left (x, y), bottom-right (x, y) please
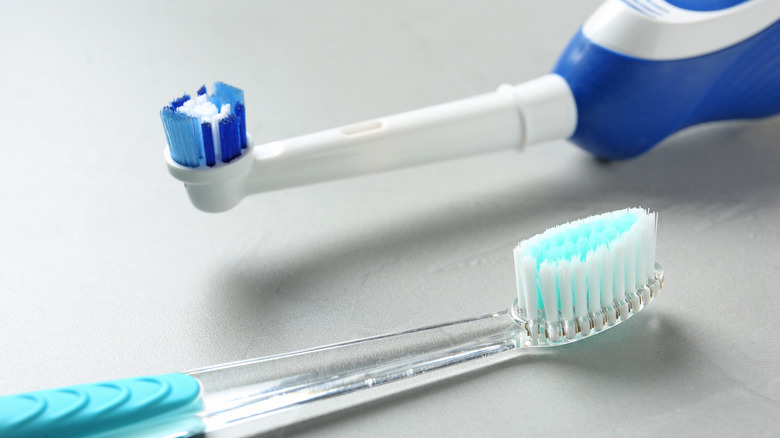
top-left (160, 107), bottom-right (203, 168)
top-left (201, 122), bottom-right (216, 167)
top-left (210, 82), bottom-right (245, 108)
top-left (219, 114), bottom-right (241, 163)
top-left (235, 102), bottom-right (247, 148)
top-left (170, 94), bottom-right (191, 109)
top-left (161, 82), bottom-right (248, 167)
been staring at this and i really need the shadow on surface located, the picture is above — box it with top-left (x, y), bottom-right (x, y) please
top-left (218, 117), bottom-right (780, 304)
top-left (199, 119), bottom-right (779, 435)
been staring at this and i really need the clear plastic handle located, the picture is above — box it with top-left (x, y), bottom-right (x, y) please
top-left (189, 309), bottom-right (525, 436)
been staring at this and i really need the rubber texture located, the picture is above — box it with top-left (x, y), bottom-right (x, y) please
top-left (664, 0), bottom-right (751, 12)
top-left (554, 19), bottom-right (780, 160)
top-left (0, 373), bottom-right (202, 438)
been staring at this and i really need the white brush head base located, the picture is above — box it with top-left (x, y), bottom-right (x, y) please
top-left (165, 134), bottom-right (254, 213)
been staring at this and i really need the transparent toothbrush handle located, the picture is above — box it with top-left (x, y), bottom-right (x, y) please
top-left (190, 309), bottom-right (524, 436)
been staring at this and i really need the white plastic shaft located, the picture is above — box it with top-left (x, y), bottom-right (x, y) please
top-left (166, 74), bottom-right (577, 212)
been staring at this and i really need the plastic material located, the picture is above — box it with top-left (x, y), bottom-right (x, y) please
top-left (165, 0), bottom-right (780, 212)
top-left (0, 373), bottom-right (203, 438)
top-left (555, 19), bottom-right (780, 160)
top-left (166, 74), bottom-right (576, 212)
top-left (664, 0), bottom-right (750, 11)
top-left (186, 268), bottom-right (663, 436)
top-left (1, 211), bottom-right (663, 437)
top-left (586, 0), bottom-right (780, 60)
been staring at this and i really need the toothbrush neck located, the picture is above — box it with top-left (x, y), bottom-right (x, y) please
top-left (189, 309), bottom-right (524, 435)
top-left (243, 74), bottom-right (576, 195)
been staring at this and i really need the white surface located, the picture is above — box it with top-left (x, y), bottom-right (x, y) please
top-left (584, 0), bottom-right (780, 59)
top-left (1, 1), bottom-right (779, 437)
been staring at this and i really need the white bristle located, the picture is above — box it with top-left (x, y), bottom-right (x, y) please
top-left (649, 213), bottom-right (658, 272)
top-left (585, 251), bottom-right (601, 313)
top-left (539, 262), bottom-right (559, 322)
top-left (598, 245), bottom-right (613, 307)
top-left (626, 230), bottom-right (637, 291)
top-left (612, 239), bottom-right (626, 302)
top-left (513, 247), bottom-right (526, 310)
top-left (519, 256), bottom-right (538, 319)
top-left (557, 262), bottom-right (574, 320)
top-left (635, 223), bottom-right (648, 285)
top-left (572, 258), bottom-right (588, 317)
top-left (178, 98), bottom-right (218, 122)
top-left (513, 208), bottom-right (658, 338)
top-left (210, 105), bottom-right (232, 162)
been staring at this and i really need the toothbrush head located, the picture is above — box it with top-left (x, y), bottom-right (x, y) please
top-left (513, 208), bottom-right (661, 346)
top-left (161, 82), bottom-right (256, 212)
top-left (160, 82), bottom-right (250, 169)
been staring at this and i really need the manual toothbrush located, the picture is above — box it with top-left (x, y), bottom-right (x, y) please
top-left (1, 208), bottom-right (662, 438)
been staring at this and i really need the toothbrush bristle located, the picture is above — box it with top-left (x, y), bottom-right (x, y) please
top-left (513, 208), bottom-right (659, 343)
top-left (161, 82), bottom-right (247, 168)
top-left (211, 81), bottom-right (244, 108)
top-left (218, 113), bottom-right (242, 163)
top-left (201, 121), bottom-right (216, 167)
top-left (235, 102), bottom-right (247, 148)
top-left (170, 94), bottom-right (191, 109)
top-left (160, 107), bottom-right (203, 168)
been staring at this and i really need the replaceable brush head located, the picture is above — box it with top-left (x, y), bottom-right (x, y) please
top-left (512, 208), bottom-right (661, 346)
top-left (161, 82), bottom-right (249, 168)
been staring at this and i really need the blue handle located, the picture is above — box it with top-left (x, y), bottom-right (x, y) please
top-left (664, 0), bottom-right (751, 11)
top-left (554, 19), bottom-right (780, 160)
top-left (0, 373), bottom-right (203, 438)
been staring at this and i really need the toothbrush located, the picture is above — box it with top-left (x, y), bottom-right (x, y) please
top-left (162, 0), bottom-right (780, 212)
top-left (1, 209), bottom-right (663, 438)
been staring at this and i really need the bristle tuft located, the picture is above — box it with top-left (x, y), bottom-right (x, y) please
top-left (201, 122), bottom-right (215, 167)
top-left (235, 102), bottom-right (247, 148)
top-left (160, 107), bottom-right (203, 168)
top-left (170, 94), bottom-right (191, 109)
top-left (219, 113), bottom-right (241, 163)
top-left (211, 81), bottom-right (245, 108)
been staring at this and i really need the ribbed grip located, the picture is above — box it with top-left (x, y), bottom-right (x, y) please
top-left (0, 373), bottom-right (203, 438)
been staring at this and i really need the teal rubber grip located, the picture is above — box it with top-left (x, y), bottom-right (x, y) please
top-left (0, 373), bottom-right (203, 438)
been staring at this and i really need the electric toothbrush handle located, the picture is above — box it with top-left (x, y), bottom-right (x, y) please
top-left (556, 0), bottom-right (780, 160)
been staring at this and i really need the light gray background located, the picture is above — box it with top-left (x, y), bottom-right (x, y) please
top-left (2, 1), bottom-right (779, 436)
